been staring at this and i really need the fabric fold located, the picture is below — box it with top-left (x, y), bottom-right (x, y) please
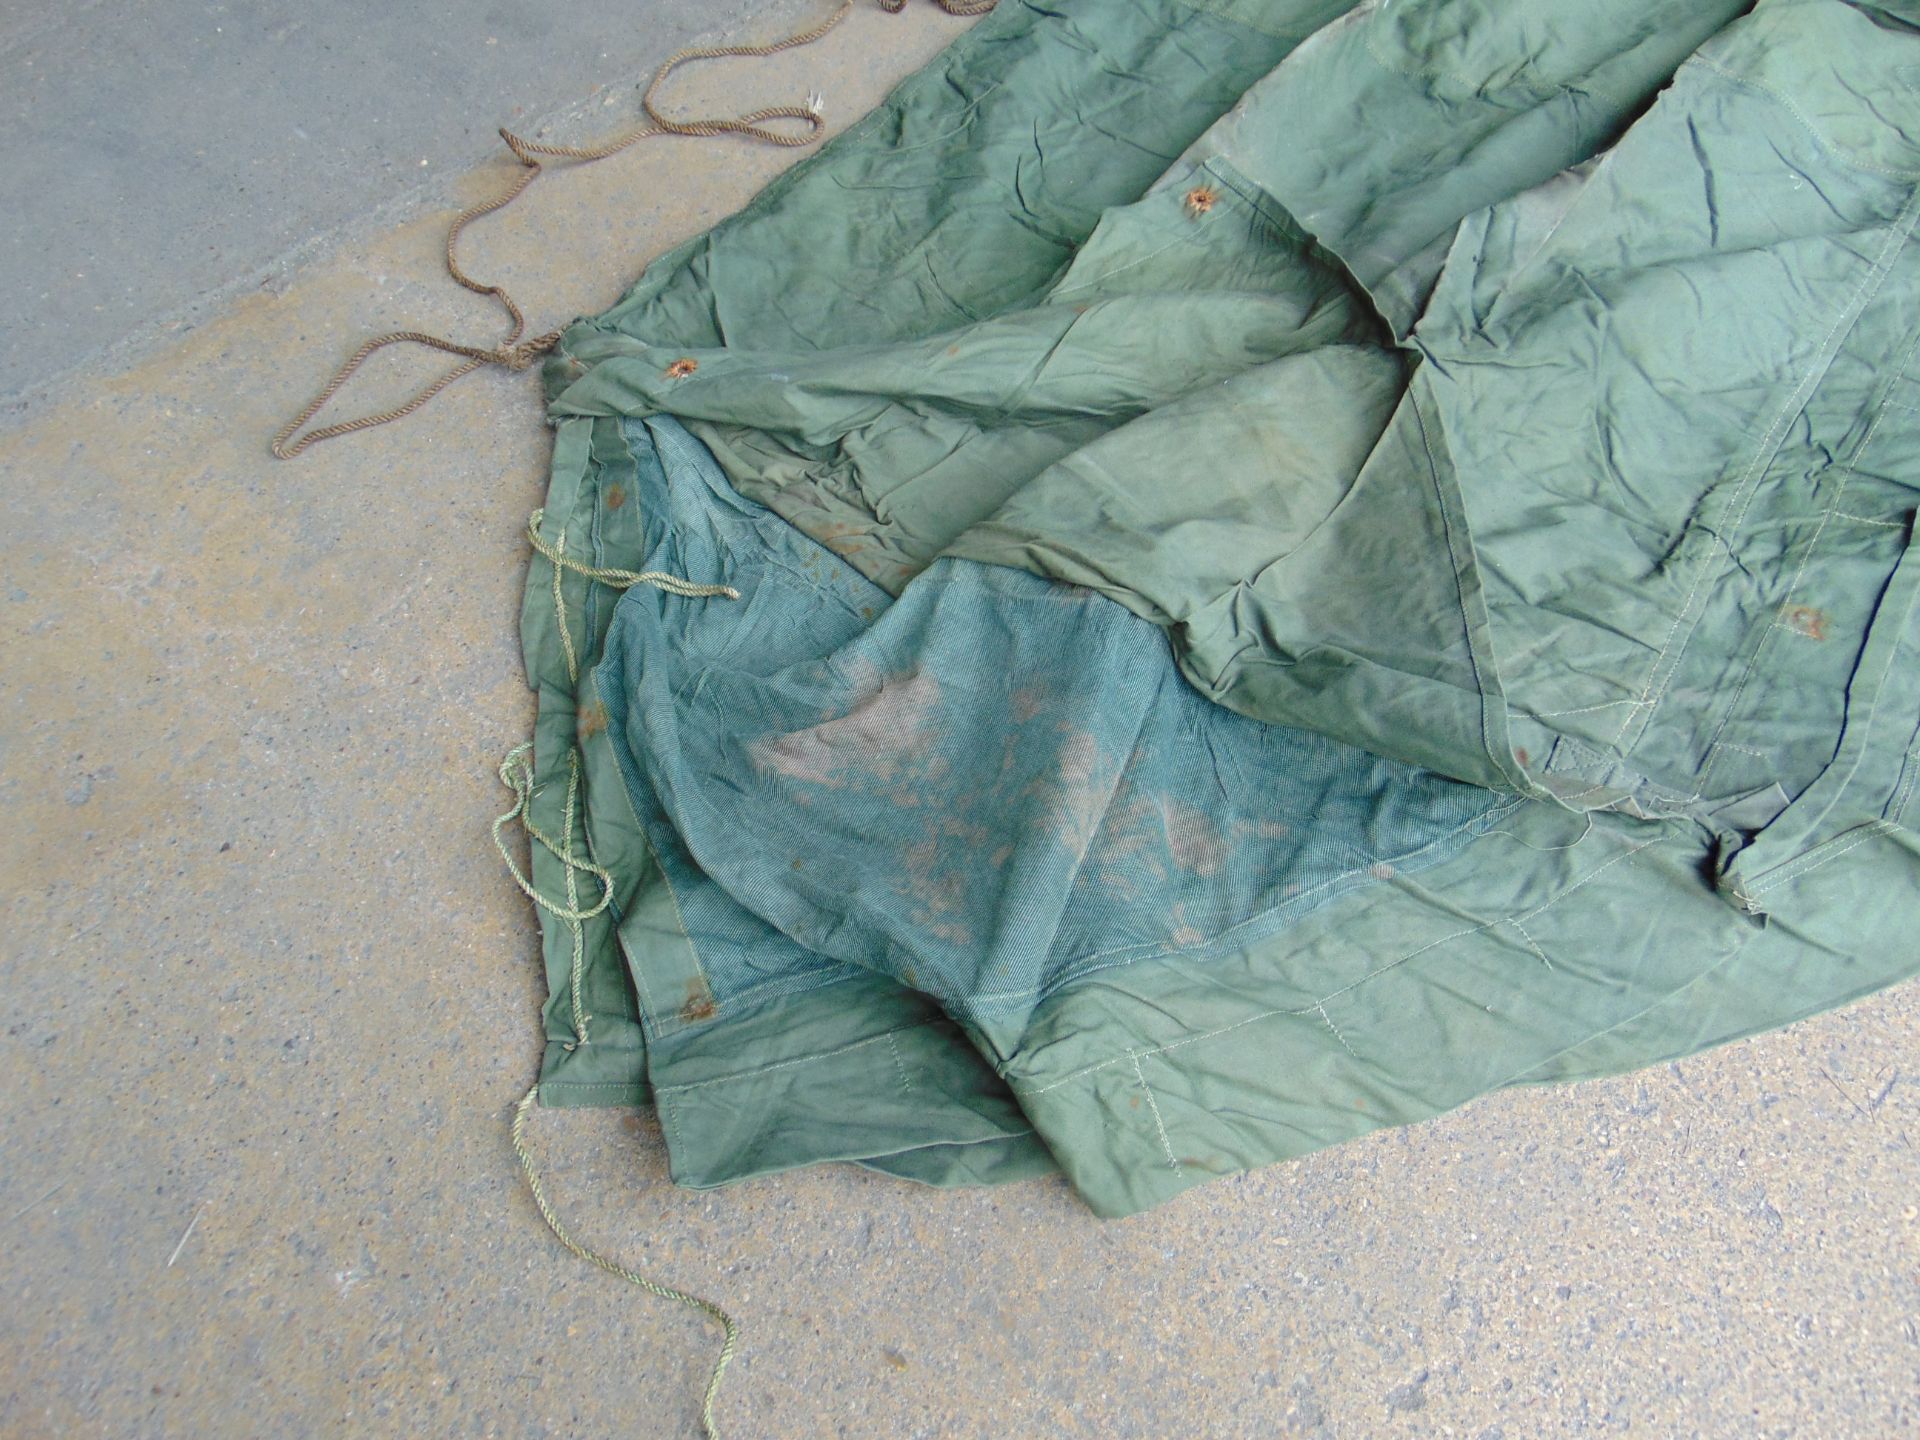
top-left (515, 0), bottom-right (1920, 1215)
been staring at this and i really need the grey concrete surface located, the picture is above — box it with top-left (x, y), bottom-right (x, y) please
top-left (3, 5), bottom-right (1918, 1438)
top-left (0, 0), bottom-right (819, 404)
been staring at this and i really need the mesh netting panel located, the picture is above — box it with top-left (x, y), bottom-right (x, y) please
top-left (600, 417), bottom-right (1501, 1029)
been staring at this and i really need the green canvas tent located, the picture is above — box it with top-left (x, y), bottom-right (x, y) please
top-left (508, 0), bottom-right (1920, 1224)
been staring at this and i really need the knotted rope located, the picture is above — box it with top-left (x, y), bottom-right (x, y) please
top-left (273, 0), bottom-right (994, 459)
top-left (492, 521), bottom-right (745, 1429)
top-left (458, 7), bottom-right (997, 1436)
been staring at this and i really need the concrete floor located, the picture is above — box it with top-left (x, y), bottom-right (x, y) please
top-left (3, 5), bottom-right (1917, 1437)
top-left (0, 0), bottom-right (825, 402)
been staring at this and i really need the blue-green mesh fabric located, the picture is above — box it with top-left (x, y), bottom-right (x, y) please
top-left (596, 418), bottom-right (1502, 1034)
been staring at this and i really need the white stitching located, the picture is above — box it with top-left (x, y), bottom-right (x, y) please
top-left (1530, 698), bottom-right (1641, 719)
top-left (1315, 1001), bottom-right (1361, 1057)
top-left (1608, 191), bottom-right (1920, 749)
top-left (1411, 387), bottom-right (1523, 787)
top-left (1892, 748), bottom-right (1920, 823)
top-left (885, 1031), bottom-right (915, 1094)
top-left (1685, 54), bottom-right (1920, 181)
top-left (962, 797), bottom-right (1521, 1006)
top-left (1132, 1053), bottom-right (1182, 1175)
top-left (1016, 836), bottom-right (1660, 1096)
top-left (1694, 323), bottom-right (1920, 794)
top-left (662, 1087), bottom-right (685, 1165)
top-left (1747, 821), bottom-right (1896, 895)
top-left (655, 1026), bottom-right (934, 1095)
top-left (1050, 171), bottom-right (1213, 301)
top-left (1629, 205), bottom-right (1919, 739)
top-left (1505, 914), bottom-right (1553, 969)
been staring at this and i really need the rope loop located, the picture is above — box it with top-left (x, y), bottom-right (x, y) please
top-left (527, 508), bottom-right (742, 600)
top-left (491, 742), bottom-right (616, 926)
top-left (273, 1), bottom-right (996, 459)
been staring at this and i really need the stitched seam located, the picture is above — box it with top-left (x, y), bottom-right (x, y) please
top-left (1050, 167), bottom-right (1216, 301)
top-left (1170, 0), bottom-right (1372, 41)
top-left (1505, 914), bottom-right (1552, 968)
top-left (1613, 198), bottom-right (1917, 745)
top-left (641, 854), bottom-right (704, 1033)
top-left (1850, 334), bottom-right (1920, 465)
top-left (963, 796), bottom-right (1521, 1006)
top-left (1016, 836), bottom-right (1659, 1096)
top-left (864, 575), bottom-right (1120, 608)
top-left (1132, 1053), bottom-right (1182, 1175)
top-left (662, 1088), bottom-right (685, 1167)
top-left (1048, 231), bottom-right (1192, 300)
top-left (1306, 839), bottom-right (1653, 1008)
top-left (590, 683), bottom-right (674, 1035)
top-left (641, 947), bottom-right (859, 1023)
top-left (1695, 478), bottom-right (1850, 791)
top-left (654, 1024), bottom-right (941, 1095)
top-left (1411, 385), bottom-right (1526, 789)
top-left (1363, 5), bottom-right (1603, 103)
top-left (1653, 204), bottom-right (1920, 727)
top-left (1541, 737), bottom-right (1710, 815)
top-left (1698, 323), bottom-right (1920, 787)
top-left (1684, 54), bottom-right (1920, 181)
top-left (1747, 820), bottom-right (1896, 895)
top-left (1532, 698), bottom-right (1640, 719)
top-left (588, 445), bottom-right (612, 642)
top-left (1544, 779), bottom-right (1621, 808)
top-left (1609, 189), bottom-right (1920, 750)
top-left (885, 1031), bottom-right (915, 1095)
top-left (1891, 745), bottom-right (1920, 823)
top-left (1314, 1001), bottom-right (1361, 1058)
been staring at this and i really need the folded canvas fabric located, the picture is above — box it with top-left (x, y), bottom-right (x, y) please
top-left (514, 0), bottom-right (1920, 1217)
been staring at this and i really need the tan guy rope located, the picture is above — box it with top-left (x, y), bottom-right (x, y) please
top-left (273, 0), bottom-right (996, 459)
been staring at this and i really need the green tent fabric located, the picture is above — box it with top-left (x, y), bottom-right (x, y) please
top-left (513, 0), bottom-right (1920, 1217)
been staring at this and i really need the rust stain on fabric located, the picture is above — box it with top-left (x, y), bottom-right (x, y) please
top-left (1169, 901), bottom-right (1205, 948)
top-left (1025, 731), bottom-right (1108, 858)
top-left (1011, 686), bottom-right (1047, 724)
top-left (753, 667), bottom-right (941, 789)
top-left (1779, 603), bottom-right (1829, 640)
top-left (679, 978), bottom-right (717, 1024)
top-left (1161, 798), bottom-right (1226, 877)
top-left (816, 522), bottom-right (873, 559)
